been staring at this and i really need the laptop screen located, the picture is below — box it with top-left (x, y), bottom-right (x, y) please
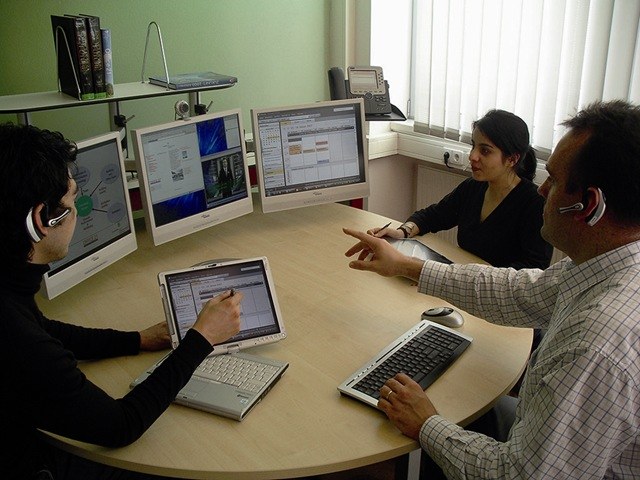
top-left (162, 258), bottom-right (284, 347)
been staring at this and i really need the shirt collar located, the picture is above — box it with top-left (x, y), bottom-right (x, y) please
top-left (557, 240), bottom-right (640, 306)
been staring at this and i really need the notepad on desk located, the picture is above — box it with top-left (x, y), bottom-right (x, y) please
top-left (388, 238), bottom-right (453, 264)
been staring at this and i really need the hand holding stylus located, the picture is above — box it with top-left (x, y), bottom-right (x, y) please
top-left (368, 221), bottom-right (391, 237)
top-left (192, 289), bottom-right (243, 346)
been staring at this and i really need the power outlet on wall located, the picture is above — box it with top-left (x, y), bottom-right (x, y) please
top-left (442, 147), bottom-right (468, 169)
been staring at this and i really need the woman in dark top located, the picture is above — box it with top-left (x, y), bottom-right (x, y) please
top-left (374, 109), bottom-right (553, 270)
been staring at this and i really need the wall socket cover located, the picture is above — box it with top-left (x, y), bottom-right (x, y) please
top-left (442, 147), bottom-right (468, 168)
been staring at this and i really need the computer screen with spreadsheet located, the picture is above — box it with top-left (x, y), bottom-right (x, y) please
top-left (251, 98), bottom-right (369, 213)
top-left (159, 257), bottom-right (286, 351)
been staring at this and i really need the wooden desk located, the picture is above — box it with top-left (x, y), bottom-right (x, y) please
top-left (37, 201), bottom-right (532, 479)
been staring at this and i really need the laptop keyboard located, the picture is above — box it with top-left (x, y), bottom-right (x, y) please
top-left (196, 355), bottom-right (281, 392)
top-left (353, 325), bottom-right (471, 399)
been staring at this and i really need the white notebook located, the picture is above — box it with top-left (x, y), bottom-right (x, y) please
top-left (131, 257), bottom-right (288, 421)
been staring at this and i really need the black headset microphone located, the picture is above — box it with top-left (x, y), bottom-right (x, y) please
top-left (557, 187), bottom-right (607, 227)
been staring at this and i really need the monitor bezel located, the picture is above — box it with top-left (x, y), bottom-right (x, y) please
top-left (251, 98), bottom-right (369, 214)
top-left (159, 256), bottom-right (287, 354)
top-left (132, 108), bottom-right (253, 246)
top-left (40, 130), bottom-right (137, 300)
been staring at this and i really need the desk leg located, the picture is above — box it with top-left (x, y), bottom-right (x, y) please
top-left (394, 449), bottom-right (421, 480)
top-left (407, 449), bottom-right (421, 480)
top-left (17, 112), bottom-right (31, 125)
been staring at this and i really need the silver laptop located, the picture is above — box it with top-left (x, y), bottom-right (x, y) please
top-left (338, 320), bottom-right (472, 408)
top-left (131, 257), bottom-right (288, 421)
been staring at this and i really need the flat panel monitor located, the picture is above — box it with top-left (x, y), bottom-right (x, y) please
top-left (41, 131), bottom-right (137, 299)
top-left (132, 109), bottom-right (253, 246)
top-left (251, 98), bottom-right (369, 213)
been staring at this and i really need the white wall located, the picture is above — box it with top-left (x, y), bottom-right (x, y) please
top-left (366, 154), bottom-right (418, 222)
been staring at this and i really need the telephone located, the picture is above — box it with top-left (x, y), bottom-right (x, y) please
top-left (328, 66), bottom-right (392, 115)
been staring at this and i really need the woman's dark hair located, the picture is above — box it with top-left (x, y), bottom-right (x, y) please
top-left (472, 109), bottom-right (537, 181)
top-left (0, 123), bottom-right (77, 265)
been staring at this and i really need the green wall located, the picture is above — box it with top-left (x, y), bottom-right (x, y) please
top-left (0, 0), bottom-right (333, 142)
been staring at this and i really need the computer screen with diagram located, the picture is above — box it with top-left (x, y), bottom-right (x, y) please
top-left (41, 131), bottom-right (137, 299)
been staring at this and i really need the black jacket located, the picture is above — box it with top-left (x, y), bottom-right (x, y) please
top-left (0, 263), bottom-right (211, 478)
top-left (408, 178), bottom-right (552, 269)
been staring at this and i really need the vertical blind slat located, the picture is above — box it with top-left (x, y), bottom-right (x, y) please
top-left (411, 0), bottom-right (638, 152)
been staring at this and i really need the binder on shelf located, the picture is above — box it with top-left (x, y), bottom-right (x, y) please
top-left (79, 14), bottom-right (106, 99)
top-left (101, 28), bottom-right (114, 97)
top-left (51, 15), bottom-right (94, 100)
top-left (148, 71), bottom-right (238, 90)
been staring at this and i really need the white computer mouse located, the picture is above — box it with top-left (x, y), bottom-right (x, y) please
top-left (421, 307), bottom-right (464, 328)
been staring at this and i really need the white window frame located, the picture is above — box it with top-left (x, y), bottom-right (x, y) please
top-left (345, 0), bottom-right (640, 184)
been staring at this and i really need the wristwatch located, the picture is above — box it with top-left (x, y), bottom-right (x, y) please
top-left (398, 222), bottom-right (416, 238)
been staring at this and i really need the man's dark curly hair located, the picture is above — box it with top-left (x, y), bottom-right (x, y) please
top-left (561, 100), bottom-right (640, 225)
top-left (0, 122), bottom-right (77, 265)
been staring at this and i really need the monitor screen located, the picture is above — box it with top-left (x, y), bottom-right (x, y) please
top-left (41, 131), bottom-right (137, 300)
top-left (132, 109), bottom-right (253, 246)
top-left (251, 98), bottom-right (369, 213)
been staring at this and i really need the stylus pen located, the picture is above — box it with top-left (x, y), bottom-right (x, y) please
top-left (378, 222), bottom-right (391, 231)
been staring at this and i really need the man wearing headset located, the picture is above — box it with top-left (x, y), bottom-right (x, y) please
top-left (0, 123), bottom-right (243, 480)
top-left (344, 100), bottom-right (639, 478)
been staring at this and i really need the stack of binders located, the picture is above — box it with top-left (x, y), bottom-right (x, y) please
top-left (51, 14), bottom-right (113, 100)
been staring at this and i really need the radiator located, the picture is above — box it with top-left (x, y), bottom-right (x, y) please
top-left (415, 165), bottom-right (466, 246)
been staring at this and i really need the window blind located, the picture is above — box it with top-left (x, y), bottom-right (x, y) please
top-left (411, 0), bottom-right (640, 155)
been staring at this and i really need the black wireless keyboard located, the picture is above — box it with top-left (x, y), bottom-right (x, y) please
top-left (353, 325), bottom-right (471, 399)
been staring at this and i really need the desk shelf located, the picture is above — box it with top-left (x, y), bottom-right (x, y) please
top-left (0, 81), bottom-right (236, 123)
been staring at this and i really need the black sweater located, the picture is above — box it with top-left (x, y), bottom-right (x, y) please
top-left (408, 178), bottom-right (552, 269)
top-left (0, 263), bottom-right (212, 479)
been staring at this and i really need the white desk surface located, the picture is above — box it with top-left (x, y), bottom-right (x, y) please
top-left (37, 200), bottom-right (532, 479)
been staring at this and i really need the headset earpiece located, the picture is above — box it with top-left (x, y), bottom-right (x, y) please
top-left (25, 207), bottom-right (43, 243)
top-left (39, 203), bottom-right (50, 226)
top-left (585, 187), bottom-right (606, 226)
top-left (557, 187), bottom-right (606, 226)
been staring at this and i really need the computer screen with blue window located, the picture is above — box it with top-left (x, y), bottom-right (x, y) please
top-left (132, 109), bottom-right (253, 246)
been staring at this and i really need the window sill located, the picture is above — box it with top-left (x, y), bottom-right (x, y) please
top-left (367, 120), bottom-right (471, 171)
top-left (368, 121), bottom-right (548, 185)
